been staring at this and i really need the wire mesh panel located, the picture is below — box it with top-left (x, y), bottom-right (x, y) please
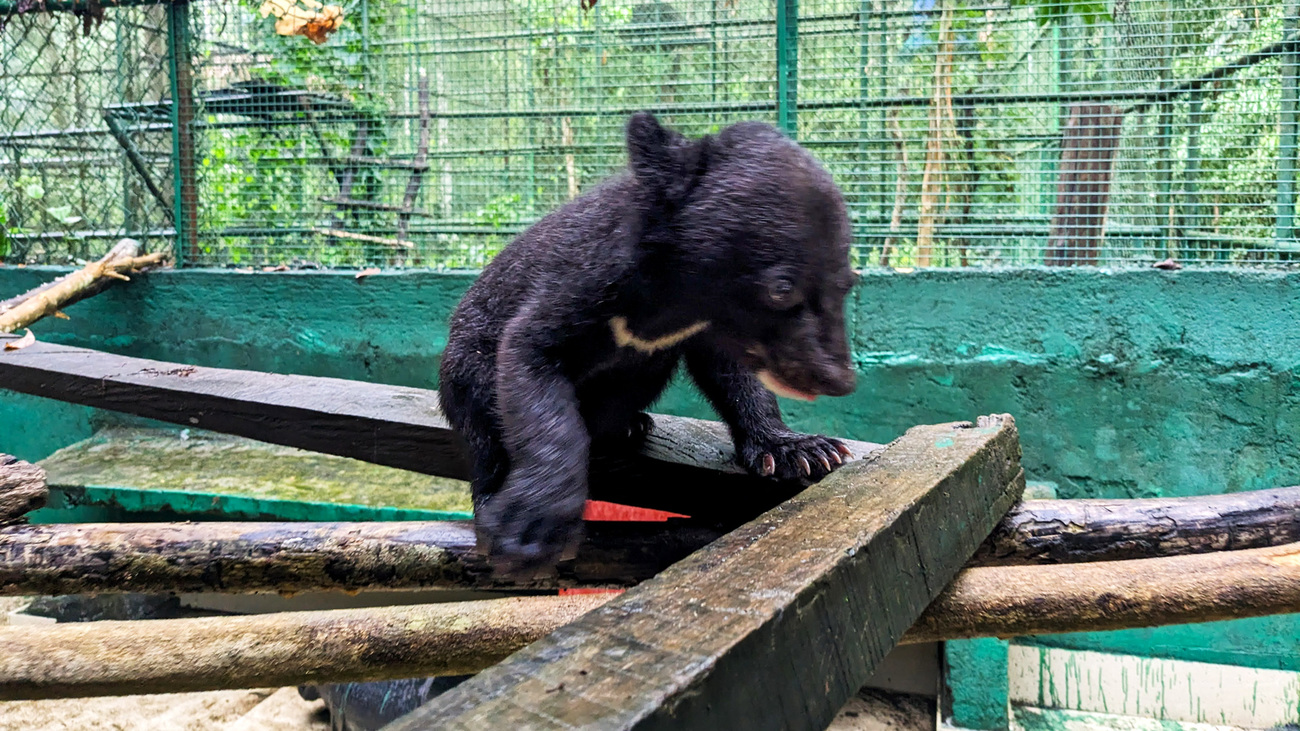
top-left (0, 5), bottom-right (177, 264)
top-left (185, 0), bottom-right (782, 267)
top-left (3, 0), bottom-right (1299, 267)
top-left (801, 0), bottom-right (1297, 266)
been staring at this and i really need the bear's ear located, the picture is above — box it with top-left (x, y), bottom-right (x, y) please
top-left (627, 112), bottom-right (709, 204)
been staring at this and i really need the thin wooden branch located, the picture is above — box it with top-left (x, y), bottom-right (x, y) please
top-left (0, 239), bottom-right (167, 333)
top-left (0, 520), bottom-right (720, 596)
top-left (310, 227), bottom-right (414, 249)
top-left (971, 485), bottom-right (1300, 566)
top-left (903, 541), bottom-right (1300, 643)
top-left (0, 338), bottom-right (882, 524)
top-left (0, 594), bottom-right (613, 701)
top-left (0, 455), bottom-right (47, 525)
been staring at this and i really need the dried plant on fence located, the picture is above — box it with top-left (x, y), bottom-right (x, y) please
top-left (258, 0), bottom-right (344, 45)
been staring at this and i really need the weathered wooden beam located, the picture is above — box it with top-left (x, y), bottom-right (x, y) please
top-left (905, 541), bottom-right (1300, 642)
top-left (0, 520), bottom-right (719, 596)
top-left (0, 337), bottom-right (881, 524)
top-left (971, 486), bottom-right (1300, 566)
top-left (387, 417), bottom-right (1024, 731)
top-left (0, 594), bottom-right (612, 701)
top-left (0, 455), bottom-right (47, 525)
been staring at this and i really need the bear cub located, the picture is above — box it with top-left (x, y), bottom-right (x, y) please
top-left (439, 112), bottom-right (859, 575)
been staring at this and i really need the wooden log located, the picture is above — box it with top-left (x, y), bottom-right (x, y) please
top-left (904, 541), bottom-right (1300, 643)
top-left (970, 486), bottom-right (1300, 566)
top-left (0, 454), bottom-right (47, 525)
top-left (0, 520), bottom-right (720, 596)
top-left (387, 417), bottom-right (1024, 731)
top-left (14, 541), bottom-right (1300, 701)
top-left (0, 338), bottom-right (882, 524)
top-left (0, 239), bottom-right (167, 333)
top-left (0, 594), bottom-right (613, 701)
top-left (10, 485), bottom-right (1299, 596)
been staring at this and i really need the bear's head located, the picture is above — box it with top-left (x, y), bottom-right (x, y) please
top-left (627, 112), bottom-right (857, 401)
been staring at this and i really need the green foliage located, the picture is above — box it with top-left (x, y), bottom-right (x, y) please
top-left (1013, 0), bottom-right (1111, 27)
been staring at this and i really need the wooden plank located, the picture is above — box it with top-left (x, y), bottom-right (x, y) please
top-left (0, 520), bottom-right (719, 596)
top-left (0, 336), bottom-right (882, 523)
top-left (386, 416), bottom-right (1024, 731)
top-left (971, 486), bottom-right (1300, 566)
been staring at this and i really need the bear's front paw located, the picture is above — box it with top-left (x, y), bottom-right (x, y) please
top-left (739, 431), bottom-right (853, 483)
top-left (592, 412), bottom-right (655, 454)
top-left (475, 473), bottom-right (586, 580)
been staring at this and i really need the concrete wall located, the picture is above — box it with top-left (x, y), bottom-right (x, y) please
top-left (5, 266), bottom-right (1297, 503)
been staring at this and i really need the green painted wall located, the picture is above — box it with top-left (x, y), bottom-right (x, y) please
top-left (945, 639), bottom-right (1010, 730)
top-left (4, 266), bottom-right (1299, 502)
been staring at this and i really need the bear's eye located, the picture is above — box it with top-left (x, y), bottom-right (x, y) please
top-left (766, 278), bottom-right (801, 310)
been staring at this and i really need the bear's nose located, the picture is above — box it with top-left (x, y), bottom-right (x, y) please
top-left (817, 366), bottom-right (856, 397)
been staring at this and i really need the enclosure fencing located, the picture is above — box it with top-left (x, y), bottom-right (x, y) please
top-left (2, 0), bottom-right (1298, 268)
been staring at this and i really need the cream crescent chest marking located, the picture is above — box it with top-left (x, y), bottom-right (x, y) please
top-left (609, 316), bottom-right (710, 355)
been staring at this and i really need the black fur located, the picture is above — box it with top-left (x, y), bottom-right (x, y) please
top-left (439, 113), bottom-right (858, 576)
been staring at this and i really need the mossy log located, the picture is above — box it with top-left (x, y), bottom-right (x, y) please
top-left (0, 594), bottom-right (613, 701)
top-left (0, 454), bottom-right (47, 525)
top-left (971, 485), bottom-right (1300, 566)
top-left (0, 520), bottom-right (719, 596)
top-left (0, 239), bottom-right (167, 333)
top-left (6, 541), bottom-right (1300, 701)
top-left (8, 484), bottom-right (1300, 595)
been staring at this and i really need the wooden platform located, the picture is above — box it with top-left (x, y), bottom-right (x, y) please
top-left (0, 334), bottom-right (1025, 730)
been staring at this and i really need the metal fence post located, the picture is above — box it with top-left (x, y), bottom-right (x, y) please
top-left (1277, 2), bottom-right (1300, 247)
top-left (166, 0), bottom-right (198, 266)
top-left (776, 0), bottom-right (798, 137)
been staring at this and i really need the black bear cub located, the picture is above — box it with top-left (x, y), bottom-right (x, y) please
top-left (439, 112), bottom-right (858, 575)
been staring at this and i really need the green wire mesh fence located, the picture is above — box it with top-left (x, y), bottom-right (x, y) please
top-left (2, 0), bottom-right (1299, 268)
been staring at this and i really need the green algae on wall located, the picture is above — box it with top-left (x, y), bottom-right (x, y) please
top-left (39, 426), bottom-right (473, 512)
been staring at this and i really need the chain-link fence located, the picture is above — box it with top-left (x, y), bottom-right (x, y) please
top-left (3, 0), bottom-right (1298, 268)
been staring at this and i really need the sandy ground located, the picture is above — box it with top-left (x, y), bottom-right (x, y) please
top-left (0, 686), bottom-right (929, 731)
top-left (0, 688), bottom-right (329, 731)
top-left (0, 597), bottom-right (330, 731)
